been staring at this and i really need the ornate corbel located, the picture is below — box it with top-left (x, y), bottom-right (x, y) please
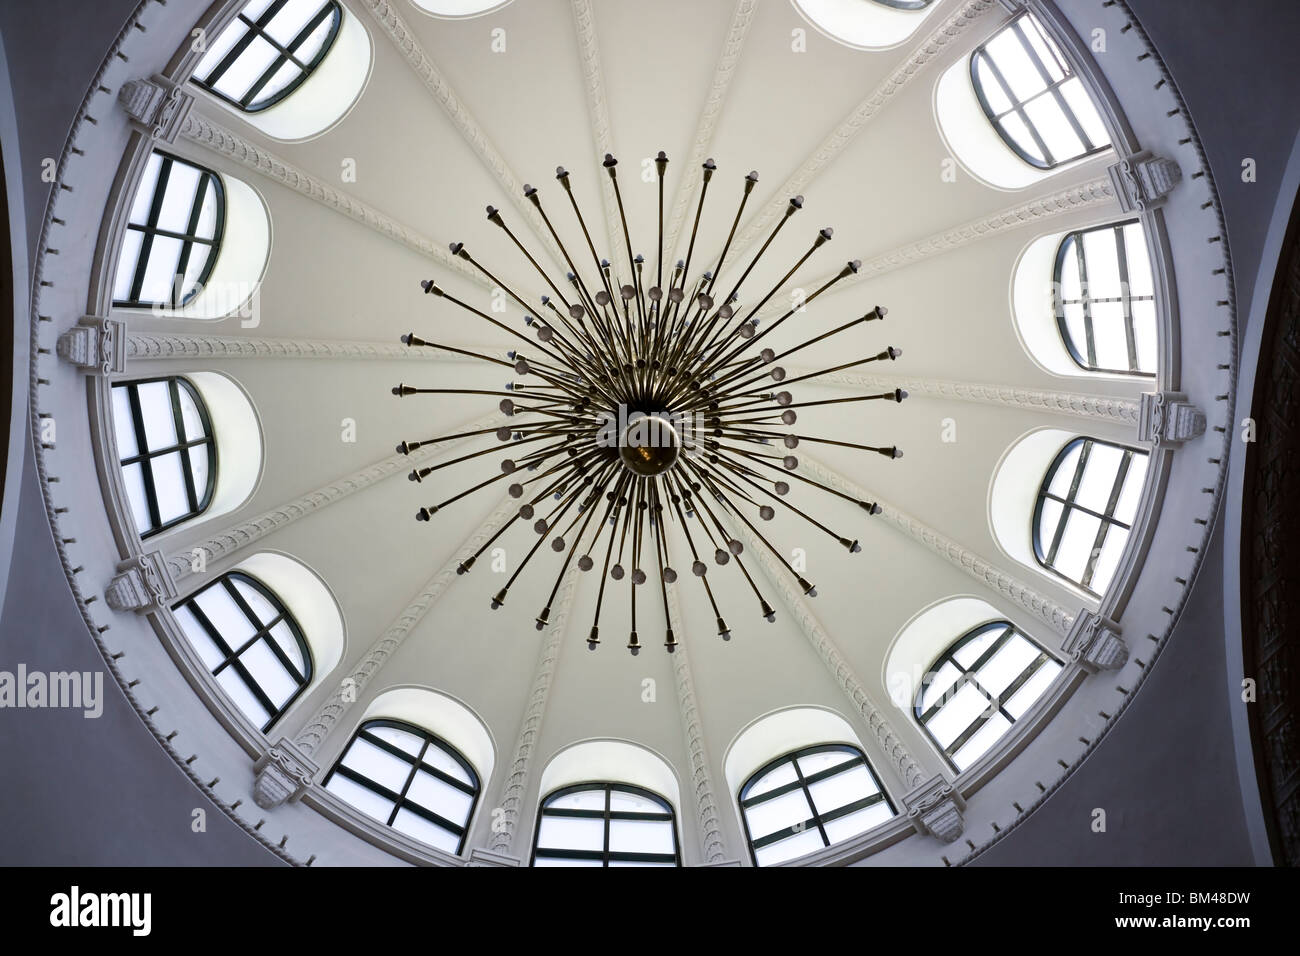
top-left (57, 316), bottom-right (127, 375)
top-left (105, 551), bottom-right (178, 612)
top-left (904, 774), bottom-right (966, 843)
top-left (252, 738), bottom-right (319, 809)
top-left (118, 75), bottom-right (195, 144)
top-left (1137, 391), bottom-right (1207, 446)
top-left (1107, 150), bottom-right (1182, 214)
top-left (1063, 611), bottom-right (1128, 672)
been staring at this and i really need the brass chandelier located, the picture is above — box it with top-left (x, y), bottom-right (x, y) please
top-left (395, 153), bottom-right (905, 653)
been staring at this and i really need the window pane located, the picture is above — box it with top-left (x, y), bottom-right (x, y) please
top-left (1046, 442), bottom-right (1082, 496)
top-left (113, 387), bottom-right (140, 458)
top-left (609, 819), bottom-right (675, 855)
top-left (139, 236), bottom-right (183, 304)
top-left (1059, 76), bottom-right (1110, 148)
top-left (977, 637), bottom-right (1041, 698)
top-left (406, 770), bottom-right (473, 824)
top-left (754, 827), bottom-right (824, 867)
top-left (952, 625), bottom-right (999, 668)
top-left (265, 0), bottom-right (326, 45)
top-left (1122, 223), bottom-right (1153, 295)
top-left (1081, 228), bottom-right (1122, 297)
top-left (114, 230), bottom-right (145, 302)
top-left (326, 773), bottom-right (394, 824)
top-left (156, 162), bottom-right (202, 233)
top-left (951, 712), bottom-right (1013, 770)
top-left (1076, 444), bottom-right (1124, 513)
top-left (987, 30), bottom-right (1045, 100)
top-left (239, 639), bottom-right (298, 709)
top-left (1115, 452), bottom-right (1148, 525)
top-left (1004, 660), bottom-right (1062, 719)
top-left (391, 808), bottom-right (460, 853)
top-left (744, 761), bottom-right (798, 799)
top-left (609, 789), bottom-right (666, 814)
top-left (807, 765), bottom-right (877, 815)
top-left (217, 35), bottom-right (280, 100)
top-left (174, 605), bottom-right (225, 670)
top-left (998, 113), bottom-right (1044, 164)
top-left (795, 750), bottom-right (858, 779)
top-left (745, 788), bottom-right (814, 839)
top-left (136, 381), bottom-right (177, 450)
top-left (546, 789), bottom-right (606, 812)
top-left (920, 660), bottom-right (962, 712)
top-left (129, 154), bottom-right (163, 224)
top-left (537, 815), bottom-right (604, 852)
top-left (822, 801), bottom-right (893, 844)
top-left (341, 737), bottom-right (413, 794)
top-left (368, 725), bottom-right (424, 756)
top-left (151, 451), bottom-right (190, 524)
top-left (215, 666), bottom-right (270, 728)
top-left (193, 583), bottom-right (256, 650)
top-left (1054, 509), bottom-right (1101, 581)
top-left (1132, 301), bottom-right (1158, 372)
top-left (926, 682), bottom-right (989, 749)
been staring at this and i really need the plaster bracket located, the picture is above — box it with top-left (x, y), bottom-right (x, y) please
top-left (1107, 150), bottom-right (1182, 214)
top-left (252, 737), bottom-right (319, 810)
top-left (105, 550), bottom-right (178, 612)
top-left (466, 847), bottom-right (523, 867)
top-left (57, 316), bottom-right (127, 375)
top-left (904, 774), bottom-right (966, 843)
top-left (118, 74), bottom-right (194, 144)
top-left (1137, 391), bottom-right (1207, 446)
top-left (1063, 610), bottom-right (1128, 672)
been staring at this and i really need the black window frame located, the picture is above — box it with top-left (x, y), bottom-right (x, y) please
top-left (531, 782), bottom-right (681, 867)
top-left (969, 12), bottom-right (1109, 171)
top-left (114, 152), bottom-right (226, 310)
top-left (173, 571), bottom-right (313, 733)
top-left (738, 744), bottom-right (894, 866)
top-left (1053, 219), bottom-right (1157, 376)
top-left (195, 0), bottom-right (344, 114)
top-left (914, 620), bottom-right (1060, 771)
top-left (114, 376), bottom-right (218, 538)
top-left (323, 719), bottom-right (481, 855)
top-left (1032, 436), bottom-right (1146, 595)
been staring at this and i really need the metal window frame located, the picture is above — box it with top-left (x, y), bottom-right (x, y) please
top-left (322, 718), bottom-right (481, 855)
top-left (1053, 219), bottom-right (1156, 376)
top-left (113, 152), bottom-right (226, 310)
top-left (969, 12), bottom-right (1109, 171)
top-left (738, 744), bottom-right (895, 866)
top-left (196, 0), bottom-right (343, 114)
top-left (1032, 436), bottom-right (1145, 595)
top-left (914, 621), bottom-right (1058, 770)
top-left (530, 782), bottom-right (682, 867)
top-left (114, 376), bottom-right (218, 538)
top-left (172, 570), bottom-right (313, 733)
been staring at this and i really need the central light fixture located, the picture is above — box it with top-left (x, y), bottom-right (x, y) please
top-left (395, 152), bottom-right (905, 653)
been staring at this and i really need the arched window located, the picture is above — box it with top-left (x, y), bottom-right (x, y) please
top-left (323, 719), bottom-right (481, 855)
top-left (739, 745), bottom-right (894, 866)
top-left (112, 377), bottom-right (216, 537)
top-left (915, 621), bottom-right (1062, 771)
top-left (532, 783), bottom-right (680, 867)
top-left (195, 0), bottom-right (343, 114)
top-left (970, 13), bottom-right (1109, 170)
top-left (1054, 221), bottom-right (1156, 375)
top-left (113, 152), bottom-right (224, 309)
top-left (1034, 437), bottom-right (1148, 595)
top-left (171, 571), bottom-right (313, 732)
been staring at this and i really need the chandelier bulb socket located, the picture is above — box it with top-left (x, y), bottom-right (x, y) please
top-left (457, 555), bottom-right (476, 575)
top-left (761, 600), bottom-right (776, 622)
top-left (491, 588), bottom-right (507, 609)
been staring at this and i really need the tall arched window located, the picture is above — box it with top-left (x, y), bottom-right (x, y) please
top-left (1034, 437), bottom-right (1148, 595)
top-left (113, 152), bottom-right (224, 309)
top-left (1054, 220), bottom-right (1156, 375)
top-left (739, 745), bottom-right (894, 866)
top-left (323, 719), bottom-right (481, 855)
top-left (915, 621), bottom-right (1062, 771)
top-left (171, 571), bottom-right (312, 732)
top-left (195, 0), bottom-right (343, 114)
top-left (532, 783), bottom-right (680, 867)
top-left (970, 13), bottom-right (1109, 170)
top-left (112, 377), bottom-right (216, 537)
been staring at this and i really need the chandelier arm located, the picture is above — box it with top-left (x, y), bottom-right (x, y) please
top-left (428, 285), bottom-right (574, 372)
top-left (664, 478), bottom-right (729, 638)
top-left (526, 186), bottom-right (605, 319)
top-left (400, 334), bottom-right (515, 368)
top-left (705, 452), bottom-right (860, 551)
top-left (688, 467), bottom-right (778, 620)
top-left (675, 159), bottom-right (715, 292)
top-left (557, 168), bottom-right (618, 305)
top-left (703, 170), bottom-right (759, 299)
top-left (486, 205), bottom-right (573, 310)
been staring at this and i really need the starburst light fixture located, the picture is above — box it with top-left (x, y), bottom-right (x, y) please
top-left (394, 152), bottom-right (906, 654)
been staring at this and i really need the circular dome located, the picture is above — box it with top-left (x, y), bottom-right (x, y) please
top-left (26, 0), bottom-right (1235, 867)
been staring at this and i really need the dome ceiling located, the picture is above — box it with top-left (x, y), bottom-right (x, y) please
top-left (26, 0), bottom-right (1237, 866)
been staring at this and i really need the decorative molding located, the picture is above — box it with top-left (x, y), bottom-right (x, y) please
top-left (726, 519), bottom-right (928, 790)
top-left (755, 177), bottom-right (1115, 321)
top-left (1062, 610), bottom-right (1128, 672)
top-left (357, 1), bottom-right (566, 273)
top-left (1137, 391), bottom-right (1206, 445)
top-left (489, 564), bottom-right (583, 856)
top-left (291, 493), bottom-right (520, 756)
top-left (252, 736), bottom-right (319, 809)
top-left (105, 551), bottom-right (178, 612)
top-left (569, 0), bottom-right (626, 277)
top-left (58, 316), bottom-right (126, 375)
top-left (175, 109), bottom-right (482, 284)
top-left (724, 0), bottom-right (1000, 268)
top-left (661, 0), bottom-right (758, 270)
top-left (665, 583), bottom-right (730, 864)
top-left (118, 75), bottom-right (194, 144)
top-left (903, 773), bottom-right (966, 843)
top-left (162, 410), bottom-right (506, 586)
top-left (803, 369), bottom-right (1141, 424)
top-left (126, 332), bottom-right (489, 364)
top-left (797, 452), bottom-right (1076, 636)
top-left (1107, 150), bottom-right (1182, 214)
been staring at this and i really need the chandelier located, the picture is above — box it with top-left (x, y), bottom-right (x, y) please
top-left (395, 153), bottom-right (905, 653)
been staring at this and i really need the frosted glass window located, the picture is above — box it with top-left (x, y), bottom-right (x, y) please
top-left (970, 12), bottom-right (1110, 169)
top-left (324, 720), bottom-right (481, 855)
top-left (532, 784), bottom-right (680, 866)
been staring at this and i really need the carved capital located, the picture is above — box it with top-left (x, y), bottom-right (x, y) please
top-left (1063, 611), bottom-right (1128, 672)
top-left (57, 317), bottom-right (126, 375)
top-left (466, 847), bottom-right (522, 867)
top-left (1107, 150), bottom-right (1182, 214)
top-left (105, 551), bottom-right (178, 612)
top-left (118, 75), bottom-right (194, 144)
top-left (1138, 391), bottom-right (1207, 445)
top-left (904, 774), bottom-right (966, 843)
top-left (252, 737), bottom-right (319, 809)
